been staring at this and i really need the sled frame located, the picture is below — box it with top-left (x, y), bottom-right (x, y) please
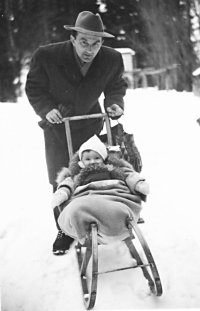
top-left (75, 220), bottom-right (162, 310)
top-left (63, 114), bottom-right (163, 309)
top-left (75, 224), bottom-right (98, 310)
top-left (63, 113), bottom-right (112, 161)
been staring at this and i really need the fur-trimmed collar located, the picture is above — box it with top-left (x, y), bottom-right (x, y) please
top-left (56, 151), bottom-right (133, 186)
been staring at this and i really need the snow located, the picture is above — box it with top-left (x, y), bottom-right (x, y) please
top-left (193, 67), bottom-right (200, 76)
top-left (1, 88), bottom-right (200, 311)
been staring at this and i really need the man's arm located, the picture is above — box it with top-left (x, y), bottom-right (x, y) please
top-left (25, 48), bottom-right (57, 120)
top-left (104, 51), bottom-right (127, 119)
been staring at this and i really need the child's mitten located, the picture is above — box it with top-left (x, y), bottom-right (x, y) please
top-left (135, 180), bottom-right (150, 195)
top-left (51, 188), bottom-right (69, 209)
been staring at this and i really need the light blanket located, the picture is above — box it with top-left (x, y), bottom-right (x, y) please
top-left (58, 191), bottom-right (142, 245)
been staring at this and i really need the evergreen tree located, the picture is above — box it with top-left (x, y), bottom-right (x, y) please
top-left (101, 0), bottom-right (196, 91)
top-left (0, 0), bottom-right (198, 101)
top-left (0, 0), bottom-right (99, 102)
top-left (99, 0), bottom-right (147, 66)
top-left (0, 0), bottom-right (20, 102)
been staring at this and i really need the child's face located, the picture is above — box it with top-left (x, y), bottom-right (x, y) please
top-left (81, 150), bottom-right (104, 166)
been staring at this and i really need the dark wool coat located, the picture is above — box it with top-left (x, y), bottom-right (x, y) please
top-left (25, 41), bottom-right (127, 185)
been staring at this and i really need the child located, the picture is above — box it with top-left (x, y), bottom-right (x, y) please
top-left (51, 135), bottom-right (150, 245)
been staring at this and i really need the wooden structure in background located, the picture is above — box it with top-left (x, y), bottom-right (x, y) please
top-left (133, 64), bottom-right (178, 90)
top-left (115, 48), bottom-right (136, 89)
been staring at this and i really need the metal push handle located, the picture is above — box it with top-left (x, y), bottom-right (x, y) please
top-left (63, 113), bottom-right (113, 160)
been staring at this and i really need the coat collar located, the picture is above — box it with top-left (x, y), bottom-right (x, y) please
top-left (57, 41), bottom-right (108, 83)
top-left (57, 41), bottom-right (77, 66)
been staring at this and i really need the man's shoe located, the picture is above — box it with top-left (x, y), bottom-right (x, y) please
top-left (53, 230), bottom-right (74, 255)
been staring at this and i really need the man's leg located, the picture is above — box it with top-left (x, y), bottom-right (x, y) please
top-left (52, 185), bottom-right (74, 255)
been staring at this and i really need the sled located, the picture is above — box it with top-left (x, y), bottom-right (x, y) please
top-left (63, 113), bottom-right (163, 310)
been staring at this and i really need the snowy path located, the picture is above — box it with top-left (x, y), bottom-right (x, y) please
top-left (1, 89), bottom-right (200, 310)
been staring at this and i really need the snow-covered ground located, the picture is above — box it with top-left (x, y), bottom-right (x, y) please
top-left (1, 88), bottom-right (200, 310)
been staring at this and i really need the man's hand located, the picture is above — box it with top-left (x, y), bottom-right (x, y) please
top-left (106, 104), bottom-right (123, 118)
top-left (46, 109), bottom-right (63, 124)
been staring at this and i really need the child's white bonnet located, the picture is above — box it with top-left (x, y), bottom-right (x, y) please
top-left (79, 135), bottom-right (107, 160)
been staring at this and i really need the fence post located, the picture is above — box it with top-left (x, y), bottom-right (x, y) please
top-left (141, 72), bottom-right (148, 88)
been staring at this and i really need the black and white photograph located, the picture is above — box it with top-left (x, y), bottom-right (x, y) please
top-left (1, 1), bottom-right (200, 310)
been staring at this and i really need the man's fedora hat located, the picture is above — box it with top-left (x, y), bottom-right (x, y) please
top-left (64, 11), bottom-right (114, 38)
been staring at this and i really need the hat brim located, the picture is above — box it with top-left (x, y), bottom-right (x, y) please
top-left (64, 25), bottom-right (114, 38)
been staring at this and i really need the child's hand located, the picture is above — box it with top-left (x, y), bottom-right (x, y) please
top-left (51, 188), bottom-right (69, 209)
top-left (135, 181), bottom-right (150, 195)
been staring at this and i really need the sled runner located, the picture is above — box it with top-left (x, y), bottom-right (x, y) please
top-left (63, 113), bottom-right (163, 310)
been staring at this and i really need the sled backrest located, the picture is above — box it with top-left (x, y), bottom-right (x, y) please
top-left (63, 113), bottom-right (112, 160)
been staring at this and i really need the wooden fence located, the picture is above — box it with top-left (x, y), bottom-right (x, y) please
top-left (129, 64), bottom-right (178, 90)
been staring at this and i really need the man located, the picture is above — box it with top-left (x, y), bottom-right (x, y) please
top-left (25, 11), bottom-right (127, 255)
